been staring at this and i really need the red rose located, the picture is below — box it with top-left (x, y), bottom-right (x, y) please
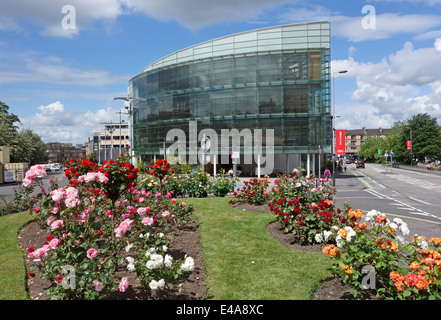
top-left (28, 247), bottom-right (34, 252)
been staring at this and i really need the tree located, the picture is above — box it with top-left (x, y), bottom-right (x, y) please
top-left (0, 101), bottom-right (49, 165)
top-left (401, 113), bottom-right (441, 163)
top-left (10, 129), bottom-right (49, 165)
top-left (0, 101), bottom-right (20, 147)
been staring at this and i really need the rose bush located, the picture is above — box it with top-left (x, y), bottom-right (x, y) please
top-left (263, 169), bottom-right (344, 245)
top-left (230, 176), bottom-right (271, 206)
top-left (25, 154), bottom-right (195, 300)
top-left (319, 208), bottom-right (441, 300)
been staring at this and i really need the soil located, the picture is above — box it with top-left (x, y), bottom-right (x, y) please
top-left (17, 215), bottom-right (206, 301)
top-left (17, 201), bottom-right (369, 301)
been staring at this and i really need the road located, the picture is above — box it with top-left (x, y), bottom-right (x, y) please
top-left (0, 171), bottom-right (68, 200)
top-left (334, 163), bottom-right (441, 240)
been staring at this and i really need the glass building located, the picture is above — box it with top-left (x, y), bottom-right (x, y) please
top-left (128, 21), bottom-right (331, 175)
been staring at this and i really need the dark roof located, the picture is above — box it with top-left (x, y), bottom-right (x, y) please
top-left (344, 128), bottom-right (391, 136)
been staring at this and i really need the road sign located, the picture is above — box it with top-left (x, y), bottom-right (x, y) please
top-left (201, 137), bottom-right (210, 151)
top-left (317, 146), bottom-right (323, 155)
top-left (390, 152), bottom-right (394, 157)
top-left (231, 151), bottom-right (239, 159)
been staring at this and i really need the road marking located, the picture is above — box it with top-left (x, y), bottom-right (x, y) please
top-left (408, 197), bottom-right (432, 206)
top-left (362, 210), bottom-right (441, 225)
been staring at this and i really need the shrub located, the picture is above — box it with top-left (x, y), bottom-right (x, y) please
top-left (231, 177), bottom-right (271, 205)
top-left (210, 170), bottom-right (236, 197)
top-left (318, 209), bottom-right (441, 300)
top-left (25, 154), bottom-right (195, 300)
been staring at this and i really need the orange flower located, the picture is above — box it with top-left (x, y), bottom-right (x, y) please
top-left (328, 247), bottom-right (340, 257)
top-left (322, 244), bottom-right (334, 255)
top-left (348, 209), bottom-right (363, 219)
top-left (390, 271), bottom-right (403, 283)
top-left (338, 228), bottom-right (348, 239)
top-left (414, 276), bottom-right (428, 290)
top-left (357, 222), bottom-right (368, 231)
top-left (410, 261), bottom-right (420, 271)
top-left (387, 226), bottom-right (395, 234)
top-left (429, 237), bottom-right (441, 245)
top-left (342, 264), bottom-right (353, 274)
top-left (375, 215), bottom-right (387, 224)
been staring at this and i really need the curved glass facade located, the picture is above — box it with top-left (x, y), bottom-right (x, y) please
top-left (129, 21), bottom-right (331, 173)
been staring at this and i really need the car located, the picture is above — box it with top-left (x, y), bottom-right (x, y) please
top-left (356, 161), bottom-right (365, 168)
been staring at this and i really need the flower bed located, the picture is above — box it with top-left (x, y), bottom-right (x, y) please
top-left (229, 168), bottom-right (441, 299)
top-left (24, 154), bottom-right (198, 300)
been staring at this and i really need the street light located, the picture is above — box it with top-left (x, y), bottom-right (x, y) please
top-left (332, 70), bottom-right (348, 186)
top-left (113, 96), bottom-right (147, 163)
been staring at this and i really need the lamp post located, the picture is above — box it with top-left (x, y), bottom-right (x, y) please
top-left (113, 96), bottom-right (147, 163)
top-left (332, 70), bottom-right (348, 186)
top-left (116, 109), bottom-right (126, 155)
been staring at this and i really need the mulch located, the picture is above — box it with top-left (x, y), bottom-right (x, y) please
top-left (17, 201), bottom-right (364, 300)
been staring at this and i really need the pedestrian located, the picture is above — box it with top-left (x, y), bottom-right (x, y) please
top-left (228, 168), bottom-right (234, 178)
top-left (324, 168), bottom-right (331, 179)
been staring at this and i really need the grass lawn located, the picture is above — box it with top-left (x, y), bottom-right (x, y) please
top-left (0, 198), bottom-right (332, 300)
top-left (0, 210), bottom-right (34, 300)
top-left (187, 198), bottom-right (332, 300)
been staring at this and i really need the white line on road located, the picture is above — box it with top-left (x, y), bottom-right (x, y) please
top-left (408, 197), bottom-right (432, 206)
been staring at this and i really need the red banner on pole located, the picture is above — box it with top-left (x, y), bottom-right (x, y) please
top-left (335, 129), bottom-right (346, 155)
top-left (407, 140), bottom-right (412, 150)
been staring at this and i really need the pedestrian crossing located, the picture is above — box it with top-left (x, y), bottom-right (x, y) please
top-left (370, 165), bottom-right (440, 192)
top-left (365, 188), bottom-right (441, 222)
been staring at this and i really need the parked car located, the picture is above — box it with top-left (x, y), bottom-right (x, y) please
top-left (356, 160), bottom-right (365, 168)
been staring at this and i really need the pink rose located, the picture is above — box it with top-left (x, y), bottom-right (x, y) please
top-left (87, 248), bottom-right (98, 259)
top-left (65, 197), bottom-right (78, 208)
top-left (119, 277), bottom-right (129, 292)
top-left (142, 216), bottom-right (154, 226)
top-left (92, 280), bottom-right (104, 292)
top-left (49, 238), bottom-right (60, 249)
top-left (181, 202), bottom-right (187, 208)
top-left (54, 274), bottom-right (64, 284)
top-left (50, 219), bottom-right (64, 230)
top-left (22, 178), bottom-right (33, 188)
top-left (137, 207), bottom-right (147, 215)
top-left (65, 187), bottom-right (78, 198)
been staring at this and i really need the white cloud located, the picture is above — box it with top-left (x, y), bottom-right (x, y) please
top-left (278, 5), bottom-right (441, 43)
top-left (0, 0), bottom-right (296, 35)
top-left (120, 0), bottom-right (291, 31)
top-left (20, 101), bottom-right (121, 145)
top-left (332, 40), bottom-right (441, 129)
top-left (0, 0), bottom-right (123, 37)
top-left (0, 52), bottom-right (128, 87)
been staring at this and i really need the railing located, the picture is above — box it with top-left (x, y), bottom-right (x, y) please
top-left (393, 164), bottom-right (441, 175)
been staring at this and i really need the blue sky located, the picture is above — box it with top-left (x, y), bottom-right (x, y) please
top-left (1, 0), bottom-right (441, 145)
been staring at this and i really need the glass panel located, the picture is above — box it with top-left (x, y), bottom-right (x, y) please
top-left (233, 55), bottom-right (256, 84)
top-left (284, 118), bottom-right (309, 147)
top-left (283, 85), bottom-right (308, 113)
top-left (258, 86), bottom-right (282, 114)
top-left (309, 52), bottom-right (321, 80)
top-left (257, 54), bottom-right (282, 82)
top-left (283, 52), bottom-right (308, 80)
top-left (192, 62), bottom-right (211, 88)
top-left (258, 38), bottom-right (282, 46)
top-left (234, 32), bottom-right (257, 42)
